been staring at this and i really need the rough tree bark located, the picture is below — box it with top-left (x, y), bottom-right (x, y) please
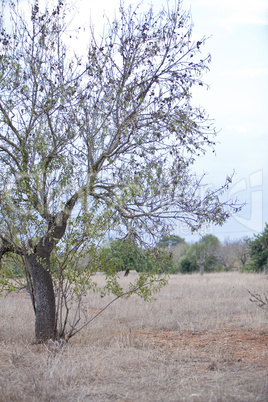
top-left (26, 253), bottom-right (56, 342)
top-left (25, 208), bottom-right (74, 342)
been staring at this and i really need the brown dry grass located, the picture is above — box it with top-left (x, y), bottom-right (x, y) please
top-left (0, 272), bottom-right (267, 401)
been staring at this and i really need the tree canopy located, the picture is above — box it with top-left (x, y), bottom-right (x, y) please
top-left (247, 223), bottom-right (268, 271)
top-left (98, 237), bottom-right (173, 274)
top-left (158, 235), bottom-right (185, 248)
top-left (182, 234), bottom-right (220, 274)
top-left (0, 0), bottom-right (241, 342)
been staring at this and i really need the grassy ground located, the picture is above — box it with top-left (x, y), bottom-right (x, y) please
top-left (0, 272), bottom-right (267, 401)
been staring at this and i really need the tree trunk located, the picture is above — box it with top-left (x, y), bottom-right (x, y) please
top-left (24, 209), bottom-right (75, 342)
top-left (199, 263), bottom-right (204, 276)
top-left (26, 253), bottom-right (56, 342)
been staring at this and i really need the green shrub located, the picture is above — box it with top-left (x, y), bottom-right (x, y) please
top-left (179, 257), bottom-right (199, 274)
top-left (246, 223), bottom-right (268, 271)
top-left (240, 261), bottom-right (260, 273)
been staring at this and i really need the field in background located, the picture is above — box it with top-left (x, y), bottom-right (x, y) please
top-left (0, 272), bottom-right (267, 401)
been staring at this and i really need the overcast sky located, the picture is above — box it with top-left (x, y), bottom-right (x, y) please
top-left (179, 0), bottom-right (268, 241)
top-left (74, 0), bottom-right (268, 242)
top-left (14, 0), bottom-right (268, 242)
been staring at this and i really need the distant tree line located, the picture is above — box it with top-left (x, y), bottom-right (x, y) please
top-left (2, 225), bottom-right (267, 280)
top-left (94, 224), bottom-right (268, 275)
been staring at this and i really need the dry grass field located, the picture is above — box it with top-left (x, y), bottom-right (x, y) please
top-left (0, 272), bottom-right (267, 401)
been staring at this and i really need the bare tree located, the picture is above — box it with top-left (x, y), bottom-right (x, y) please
top-left (220, 239), bottom-right (249, 270)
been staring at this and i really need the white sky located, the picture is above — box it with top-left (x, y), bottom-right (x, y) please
top-left (17, 0), bottom-right (268, 241)
top-left (179, 0), bottom-right (268, 241)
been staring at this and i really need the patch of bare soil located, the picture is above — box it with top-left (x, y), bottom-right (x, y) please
top-left (137, 327), bottom-right (268, 369)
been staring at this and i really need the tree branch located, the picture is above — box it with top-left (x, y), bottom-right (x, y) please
top-left (0, 102), bottom-right (22, 145)
top-left (66, 278), bottom-right (164, 340)
top-left (0, 236), bottom-right (23, 262)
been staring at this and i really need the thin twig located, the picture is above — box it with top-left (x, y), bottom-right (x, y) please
top-left (66, 280), bottom-right (161, 340)
top-left (247, 289), bottom-right (268, 310)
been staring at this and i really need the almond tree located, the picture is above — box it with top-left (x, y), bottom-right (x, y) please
top-left (0, 0), bottom-right (240, 342)
top-left (188, 235), bottom-right (221, 275)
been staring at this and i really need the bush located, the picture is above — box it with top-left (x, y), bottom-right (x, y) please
top-left (246, 224), bottom-right (268, 270)
top-left (179, 257), bottom-right (199, 274)
top-left (213, 264), bottom-right (232, 272)
top-left (240, 261), bottom-right (260, 273)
